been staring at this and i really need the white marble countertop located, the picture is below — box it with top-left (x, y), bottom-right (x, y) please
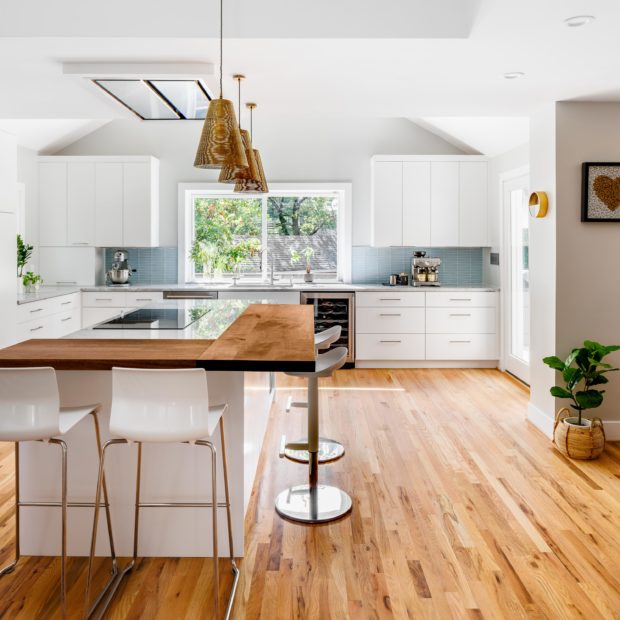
top-left (64, 299), bottom-right (257, 340)
top-left (18, 282), bottom-right (499, 304)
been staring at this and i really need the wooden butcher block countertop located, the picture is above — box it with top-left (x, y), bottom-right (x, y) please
top-left (0, 305), bottom-right (316, 372)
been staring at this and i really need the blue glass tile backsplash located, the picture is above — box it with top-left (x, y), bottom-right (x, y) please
top-left (104, 247), bottom-right (178, 285)
top-left (351, 246), bottom-right (484, 286)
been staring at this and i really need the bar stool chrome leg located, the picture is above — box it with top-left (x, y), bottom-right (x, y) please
top-left (276, 375), bottom-right (352, 524)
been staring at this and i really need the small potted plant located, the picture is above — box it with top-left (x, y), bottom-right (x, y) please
top-left (303, 247), bottom-right (315, 283)
top-left (22, 271), bottom-right (43, 292)
top-left (543, 340), bottom-right (620, 459)
top-left (16, 234), bottom-right (33, 293)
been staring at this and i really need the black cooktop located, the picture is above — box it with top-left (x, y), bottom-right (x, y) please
top-left (93, 306), bottom-right (210, 330)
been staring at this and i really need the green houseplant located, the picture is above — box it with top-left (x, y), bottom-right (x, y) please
top-left (22, 271), bottom-right (43, 292)
top-left (16, 234), bottom-right (33, 277)
top-left (543, 340), bottom-right (619, 459)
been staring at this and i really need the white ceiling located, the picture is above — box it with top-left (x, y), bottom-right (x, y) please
top-left (414, 117), bottom-right (530, 156)
top-left (0, 0), bottom-right (619, 154)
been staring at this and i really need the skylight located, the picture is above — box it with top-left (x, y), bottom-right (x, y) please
top-left (93, 79), bottom-right (213, 120)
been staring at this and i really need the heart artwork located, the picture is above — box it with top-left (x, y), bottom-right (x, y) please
top-left (593, 175), bottom-right (620, 211)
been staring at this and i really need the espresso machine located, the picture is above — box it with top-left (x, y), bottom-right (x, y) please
top-left (106, 249), bottom-right (135, 285)
top-left (411, 251), bottom-right (441, 287)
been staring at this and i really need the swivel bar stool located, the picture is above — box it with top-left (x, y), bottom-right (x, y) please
top-left (282, 325), bottom-right (345, 464)
top-left (0, 367), bottom-right (117, 620)
top-left (276, 347), bottom-right (352, 524)
top-left (85, 367), bottom-right (239, 620)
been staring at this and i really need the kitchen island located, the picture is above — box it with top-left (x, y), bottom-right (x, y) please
top-left (0, 300), bottom-right (315, 558)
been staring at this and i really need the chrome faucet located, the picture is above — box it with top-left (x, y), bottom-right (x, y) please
top-left (259, 249), bottom-right (279, 285)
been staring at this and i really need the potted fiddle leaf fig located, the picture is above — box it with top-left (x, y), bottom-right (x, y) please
top-left (543, 340), bottom-right (620, 459)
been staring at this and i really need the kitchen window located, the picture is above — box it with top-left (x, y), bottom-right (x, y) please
top-left (179, 183), bottom-right (351, 283)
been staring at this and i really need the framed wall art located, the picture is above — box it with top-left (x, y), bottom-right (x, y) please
top-left (582, 162), bottom-right (620, 222)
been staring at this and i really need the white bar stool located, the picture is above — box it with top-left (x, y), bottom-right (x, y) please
top-left (275, 347), bottom-right (352, 524)
top-left (283, 325), bottom-right (345, 464)
top-left (85, 367), bottom-right (239, 620)
top-left (0, 367), bottom-right (117, 620)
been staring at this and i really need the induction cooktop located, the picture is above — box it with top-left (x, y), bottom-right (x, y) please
top-left (93, 306), bottom-right (210, 330)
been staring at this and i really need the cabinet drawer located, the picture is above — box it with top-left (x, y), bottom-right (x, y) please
top-left (126, 291), bottom-right (163, 307)
top-left (53, 310), bottom-right (81, 337)
top-left (426, 307), bottom-right (496, 334)
top-left (82, 292), bottom-right (127, 307)
top-left (356, 334), bottom-right (425, 360)
top-left (17, 317), bottom-right (53, 342)
top-left (51, 293), bottom-right (80, 315)
top-left (426, 292), bottom-right (497, 308)
top-left (17, 300), bottom-right (50, 323)
top-left (357, 307), bottom-right (424, 334)
top-left (426, 334), bottom-right (498, 360)
top-left (356, 291), bottom-right (425, 308)
top-left (82, 307), bottom-right (121, 328)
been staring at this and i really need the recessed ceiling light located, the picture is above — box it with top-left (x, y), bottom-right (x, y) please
top-left (503, 72), bottom-right (525, 80)
top-left (564, 15), bottom-right (595, 27)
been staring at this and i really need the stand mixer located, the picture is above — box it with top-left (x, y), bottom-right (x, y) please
top-left (106, 250), bottom-right (136, 285)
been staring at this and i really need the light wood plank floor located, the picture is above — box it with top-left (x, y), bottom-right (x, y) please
top-left (1, 369), bottom-right (619, 619)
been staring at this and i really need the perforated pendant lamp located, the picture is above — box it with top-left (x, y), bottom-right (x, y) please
top-left (235, 103), bottom-right (269, 193)
top-left (194, 0), bottom-right (247, 170)
top-left (219, 75), bottom-right (260, 183)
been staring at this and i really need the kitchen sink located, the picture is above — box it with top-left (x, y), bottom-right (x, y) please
top-left (225, 281), bottom-right (294, 288)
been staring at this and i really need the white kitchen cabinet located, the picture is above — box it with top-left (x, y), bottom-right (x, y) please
top-left (95, 163), bottom-right (123, 247)
top-left (0, 211), bottom-right (17, 349)
top-left (39, 247), bottom-right (97, 286)
top-left (356, 291), bottom-right (425, 308)
top-left (402, 162), bottom-right (431, 246)
top-left (67, 162), bottom-right (96, 246)
top-left (39, 162), bottom-right (68, 246)
top-left (356, 334), bottom-right (425, 361)
top-left (357, 307), bottom-right (425, 334)
top-left (459, 162), bottom-right (488, 247)
top-left (371, 161), bottom-right (403, 247)
top-left (81, 290), bottom-right (164, 328)
top-left (218, 291), bottom-right (300, 304)
top-left (430, 162), bottom-right (459, 246)
top-left (425, 307), bottom-right (497, 334)
top-left (16, 292), bottom-right (82, 342)
top-left (426, 334), bottom-right (498, 360)
top-left (123, 161), bottom-right (159, 247)
top-left (370, 156), bottom-right (488, 248)
top-left (39, 156), bottom-right (160, 248)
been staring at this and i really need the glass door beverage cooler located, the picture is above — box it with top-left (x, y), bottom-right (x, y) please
top-left (300, 292), bottom-right (355, 364)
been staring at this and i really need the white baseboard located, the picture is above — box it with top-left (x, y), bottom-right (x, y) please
top-left (355, 360), bottom-right (499, 369)
top-left (527, 403), bottom-right (620, 441)
top-left (527, 402), bottom-right (554, 438)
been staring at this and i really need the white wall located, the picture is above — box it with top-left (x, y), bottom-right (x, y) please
top-left (16, 145), bottom-right (39, 267)
top-left (483, 142), bottom-right (529, 288)
top-left (554, 102), bottom-right (620, 430)
top-left (56, 117), bottom-right (463, 246)
top-left (527, 104), bottom-right (557, 435)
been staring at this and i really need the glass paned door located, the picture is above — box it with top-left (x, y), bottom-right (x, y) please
top-left (503, 173), bottom-right (530, 383)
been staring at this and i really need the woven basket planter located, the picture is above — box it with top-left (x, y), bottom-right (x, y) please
top-left (553, 408), bottom-right (605, 460)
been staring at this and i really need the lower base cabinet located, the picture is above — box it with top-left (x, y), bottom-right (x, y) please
top-left (17, 293), bottom-right (81, 341)
top-left (81, 291), bottom-right (164, 328)
top-left (425, 334), bottom-right (498, 361)
top-left (356, 334), bottom-right (425, 360)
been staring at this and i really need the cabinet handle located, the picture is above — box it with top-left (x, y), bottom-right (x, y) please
top-left (56, 281), bottom-right (77, 285)
top-left (71, 242), bottom-right (89, 246)
top-left (380, 313), bottom-right (401, 316)
top-left (29, 308), bottom-right (43, 313)
top-left (95, 298), bottom-right (113, 301)
top-left (449, 313), bottom-right (471, 317)
top-left (379, 298), bottom-right (401, 301)
top-left (30, 325), bottom-right (44, 332)
top-left (380, 339), bottom-right (402, 343)
top-left (449, 298), bottom-right (471, 301)
top-left (61, 317), bottom-right (72, 322)
top-left (135, 298), bottom-right (152, 302)
top-left (61, 301), bottom-right (72, 305)
top-left (449, 340), bottom-right (471, 343)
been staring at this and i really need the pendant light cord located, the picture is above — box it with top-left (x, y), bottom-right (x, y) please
top-left (249, 106), bottom-right (253, 141)
top-left (238, 77), bottom-right (241, 126)
top-left (219, 0), bottom-right (223, 98)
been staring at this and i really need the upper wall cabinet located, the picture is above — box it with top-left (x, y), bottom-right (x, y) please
top-left (39, 156), bottom-right (160, 248)
top-left (370, 155), bottom-right (488, 247)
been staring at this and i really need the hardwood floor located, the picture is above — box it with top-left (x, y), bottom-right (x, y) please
top-left (1, 368), bottom-right (620, 619)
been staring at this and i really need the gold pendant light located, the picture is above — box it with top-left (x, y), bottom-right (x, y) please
top-left (219, 75), bottom-right (260, 183)
top-left (194, 0), bottom-right (247, 170)
top-left (235, 103), bottom-right (269, 193)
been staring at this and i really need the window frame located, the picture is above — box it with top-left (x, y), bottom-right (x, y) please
top-left (178, 182), bottom-right (352, 284)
